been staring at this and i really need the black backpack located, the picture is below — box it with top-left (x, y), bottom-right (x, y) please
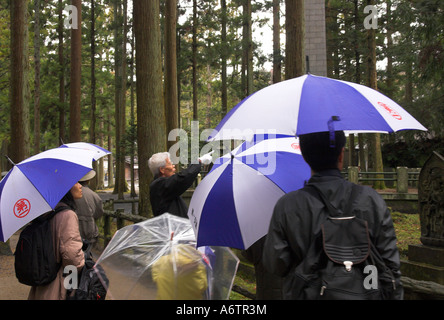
top-left (14, 206), bottom-right (69, 286)
top-left (290, 184), bottom-right (397, 300)
top-left (67, 242), bottom-right (109, 300)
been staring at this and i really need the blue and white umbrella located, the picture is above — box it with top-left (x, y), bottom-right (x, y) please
top-left (0, 147), bottom-right (98, 242)
top-left (59, 142), bottom-right (111, 161)
top-left (188, 135), bottom-right (311, 250)
top-left (207, 74), bottom-right (427, 141)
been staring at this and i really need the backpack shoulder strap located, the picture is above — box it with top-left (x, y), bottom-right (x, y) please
top-left (305, 183), bottom-right (361, 217)
top-left (38, 205), bottom-right (70, 222)
top-left (54, 205), bottom-right (70, 214)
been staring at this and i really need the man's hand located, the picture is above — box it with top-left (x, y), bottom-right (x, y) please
top-left (199, 151), bottom-right (215, 165)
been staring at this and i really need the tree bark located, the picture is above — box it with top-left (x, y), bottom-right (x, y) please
top-left (220, 0), bottom-right (228, 118)
top-left (134, 0), bottom-right (166, 217)
top-left (58, 0), bottom-right (66, 144)
top-left (89, 0), bottom-right (98, 190)
top-left (165, 0), bottom-right (179, 150)
top-left (285, 0), bottom-right (305, 79)
top-left (33, 0), bottom-right (41, 154)
top-left (272, 0), bottom-right (281, 83)
top-left (10, 0), bottom-right (30, 164)
top-left (366, 0), bottom-right (385, 190)
top-left (69, 0), bottom-right (82, 142)
top-left (192, 0), bottom-right (198, 121)
top-left (113, 0), bottom-right (128, 199)
top-left (241, 0), bottom-right (253, 96)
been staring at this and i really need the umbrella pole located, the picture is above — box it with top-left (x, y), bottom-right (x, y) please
top-left (4, 155), bottom-right (15, 167)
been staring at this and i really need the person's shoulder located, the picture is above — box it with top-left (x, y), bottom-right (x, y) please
top-left (351, 183), bottom-right (384, 201)
top-left (280, 187), bottom-right (313, 200)
top-left (274, 187), bottom-right (313, 209)
top-left (150, 176), bottom-right (165, 187)
top-left (52, 206), bottom-right (77, 226)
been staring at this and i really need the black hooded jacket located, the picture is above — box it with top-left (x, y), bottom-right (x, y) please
top-left (263, 169), bottom-right (403, 299)
top-left (149, 163), bottom-right (201, 218)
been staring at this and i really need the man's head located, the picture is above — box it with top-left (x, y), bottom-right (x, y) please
top-left (299, 131), bottom-right (346, 173)
top-left (148, 152), bottom-right (176, 178)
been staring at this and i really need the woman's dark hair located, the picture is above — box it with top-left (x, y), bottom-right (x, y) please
top-left (60, 189), bottom-right (77, 211)
top-left (299, 131), bottom-right (346, 172)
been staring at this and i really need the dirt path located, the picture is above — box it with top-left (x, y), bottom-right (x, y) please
top-left (0, 232), bottom-right (30, 300)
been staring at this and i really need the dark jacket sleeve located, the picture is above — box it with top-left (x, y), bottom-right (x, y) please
top-left (366, 188), bottom-right (404, 299)
top-left (262, 197), bottom-right (295, 277)
top-left (157, 163), bottom-right (201, 201)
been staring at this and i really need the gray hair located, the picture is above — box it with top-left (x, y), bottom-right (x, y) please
top-left (148, 152), bottom-right (171, 176)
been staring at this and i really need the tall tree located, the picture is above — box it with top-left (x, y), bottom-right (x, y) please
top-left (285, 0), bottom-right (305, 79)
top-left (89, 0), bottom-right (97, 189)
top-left (58, 0), bottom-right (66, 144)
top-left (134, 0), bottom-right (166, 217)
top-left (192, 0), bottom-right (198, 121)
top-left (129, 15), bottom-right (137, 197)
top-left (69, 0), bottom-right (82, 142)
top-left (220, 0), bottom-right (228, 118)
top-left (272, 0), bottom-right (281, 83)
top-left (113, 0), bottom-right (127, 199)
top-left (10, 0), bottom-right (30, 164)
top-left (366, 0), bottom-right (385, 189)
top-left (165, 0), bottom-right (179, 150)
top-left (2, 0), bottom-right (30, 257)
top-left (33, 0), bottom-right (41, 154)
top-left (241, 0), bottom-right (253, 96)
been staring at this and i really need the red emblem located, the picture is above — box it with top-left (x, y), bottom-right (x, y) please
top-left (377, 102), bottom-right (402, 120)
top-left (14, 199), bottom-right (31, 218)
top-left (291, 142), bottom-right (300, 151)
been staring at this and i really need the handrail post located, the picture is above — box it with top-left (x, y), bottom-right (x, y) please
top-left (348, 166), bottom-right (359, 184)
top-left (116, 209), bottom-right (125, 230)
top-left (104, 214), bottom-right (111, 248)
top-left (397, 167), bottom-right (408, 193)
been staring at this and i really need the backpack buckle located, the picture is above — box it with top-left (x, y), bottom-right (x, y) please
top-left (344, 261), bottom-right (353, 272)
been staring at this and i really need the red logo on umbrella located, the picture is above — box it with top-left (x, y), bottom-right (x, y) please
top-left (14, 199), bottom-right (31, 218)
top-left (291, 142), bottom-right (300, 151)
top-left (377, 102), bottom-right (402, 120)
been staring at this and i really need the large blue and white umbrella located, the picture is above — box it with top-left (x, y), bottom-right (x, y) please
top-left (207, 74), bottom-right (427, 141)
top-left (0, 147), bottom-right (98, 242)
top-left (188, 135), bottom-right (311, 250)
top-left (59, 142), bottom-right (111, 161)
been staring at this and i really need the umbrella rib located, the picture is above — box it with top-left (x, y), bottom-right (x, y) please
top-left (239, 160), bottom-right (286, 194)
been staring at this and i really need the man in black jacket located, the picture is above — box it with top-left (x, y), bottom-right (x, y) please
top-left (149, 152), bottom-right (212, 218)
top-left (263, 131), bottom-right (403, 299)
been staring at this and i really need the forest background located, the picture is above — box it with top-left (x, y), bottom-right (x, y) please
top-left (0, 0), bottom-right (443, 217)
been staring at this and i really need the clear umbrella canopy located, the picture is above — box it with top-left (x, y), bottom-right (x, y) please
top-left (94, 213), bottom-right (239, 300)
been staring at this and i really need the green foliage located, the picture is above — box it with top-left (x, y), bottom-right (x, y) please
top-left (391, 210), bottom-right (420, 259)
top-left (0, 0), bottom-right (442, 166)
top-left (382, 136), bottom-right (444, 168)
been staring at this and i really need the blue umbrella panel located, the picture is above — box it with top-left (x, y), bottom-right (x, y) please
top-left (188, 136), bottom-right (311, 250)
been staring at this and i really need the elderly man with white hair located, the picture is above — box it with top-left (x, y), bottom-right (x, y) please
top-left (148, 151), bottom-right (213, 218)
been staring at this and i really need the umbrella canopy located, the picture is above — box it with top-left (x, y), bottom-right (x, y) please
top-left (94, 213), bottom-right (239, 300)
top-left (0, 147), bottom-right (97, 242)
top-left (207, 74), bottom-right (427, 141)
top-left (59, 142), bottom-right (111, 161)
top-left (188, 135), bottom-right (311, 250)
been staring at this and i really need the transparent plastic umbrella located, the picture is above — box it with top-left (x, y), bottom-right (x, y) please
top-left (94, 213), bottom-right (239, 300)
